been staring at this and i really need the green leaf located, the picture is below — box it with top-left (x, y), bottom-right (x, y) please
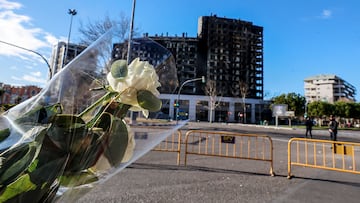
top-left (78, 91), bottom-right (118, 123)
top-left (28, 155), bottom-right (68, 186)
top-left (0, 174), bottom-right (37, 202)
top-left (59, 170), bottom-right (98, 187)
top-left (0, 125), bottom-right (46, 187)
top-left (44, 103), bottom-right (63, 122)
top-left (0, 142), bottom-right (38, 186)
top-left (103, 115), bottom-right (129, 166)
top-left (0, 171), bottom-right (61, 203)
top-left (0, 128), bottom-right (10, 142)
top-left (137, 90), bottom-right (162, 112)
top-left (63, 130), bottom-right (104, 173)
top-left (0, 144), bottom-right (29, 184)
top-left (62, 112), bottom-right (129, 173)
top-left (14, 103), bottom-right (62, 125)
top-left (110, 59), bottom-right (128, 79)
top-left (65, 113), bottom-right (114, 171)
top-left (46, 114), bottom-right (87, 152)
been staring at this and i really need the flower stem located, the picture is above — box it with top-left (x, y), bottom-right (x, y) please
top-left (78, 91), bottom-right (116, 118)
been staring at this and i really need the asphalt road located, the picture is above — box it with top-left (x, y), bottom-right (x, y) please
top-left (74, 122), bottom-right (360, 203)
top-left (1, 117), bottom-right (360, 202)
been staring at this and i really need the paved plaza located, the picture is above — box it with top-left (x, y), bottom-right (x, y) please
top-left (76, 122), bottom-right (360, 203)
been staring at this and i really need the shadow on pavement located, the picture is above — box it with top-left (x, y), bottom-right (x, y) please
top-left (129, 163), bottom-right (360, 187)
top-left (288, 175), bottom-right (360, 187)
top-left (128, 162), bottom-right (276, 177)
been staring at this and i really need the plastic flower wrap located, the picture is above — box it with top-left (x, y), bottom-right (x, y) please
top-left (0, 28), bottom-right (183, 202)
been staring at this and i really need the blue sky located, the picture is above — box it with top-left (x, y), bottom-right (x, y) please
top-left (0, 0), bottom-right (359, 100)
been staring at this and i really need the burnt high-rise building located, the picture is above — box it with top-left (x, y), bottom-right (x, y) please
top-left (197, 15), bottom-right (264, 99)
top-left (111, 15), bottom-right (266, 122)
top-left (114, 15), bottom-right (264, 99)
top-left (147, 33), bottom-right (200, 95)
top-left (49, 15), bottom-right (266, 122)
top-left (147, 15), bottom-right (264, 99)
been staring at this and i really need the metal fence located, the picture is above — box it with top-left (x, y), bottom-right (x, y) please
top-left (183, 130), bottom-right (274, 176)
top-left (288, 138), bottom-right (360, 178)
top-left (152, 130), bottom-right (182, 165)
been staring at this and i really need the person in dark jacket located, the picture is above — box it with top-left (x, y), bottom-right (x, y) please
top-left (328, 115), bottom-right (338, 141)
top-left (305, 117), bottom-right (313, 138)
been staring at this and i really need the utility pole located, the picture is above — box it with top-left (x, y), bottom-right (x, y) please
top-left (127, 0), bottom-right (136, 64)
top-left (128, 0), bottom-right (136, 124)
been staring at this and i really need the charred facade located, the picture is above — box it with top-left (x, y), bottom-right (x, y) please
top-left (112, 15), bottom-right (264, 99)
top-left (197, 15), bottom-right (263, 99)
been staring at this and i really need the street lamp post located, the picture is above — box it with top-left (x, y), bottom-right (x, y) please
top-left (176, 76), bottom-right (205, 124)
top-left (0, 40), bottom-right (52, 79)
top-left (57, 9), bottom-right (77, 106)
top-left (63, 9), bottom-right (77, 67)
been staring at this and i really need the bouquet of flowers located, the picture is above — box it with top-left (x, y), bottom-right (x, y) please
top-left (0, 28), bottom-right (183, 202)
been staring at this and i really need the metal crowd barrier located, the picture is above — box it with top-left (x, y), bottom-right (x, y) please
top-left (183, 130), bottom-right (275, 176)
top-left (287, 138), bottom-right (360, 179)
top-left (152, 130), bottom-right (182, 165)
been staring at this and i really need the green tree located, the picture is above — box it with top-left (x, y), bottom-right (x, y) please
top-left (350, 103), bottom-right (360, 119)
top-left (271, 93), bottom-right (306, 116)
top-left (307, 101), bottom-right (333, 118)
top-left (334, 101), bottom-right (347, 118)
top-left (15, 96), bottom-right (21, 104)
top-left (0, 88), bottom-right (4, 104)
top-left (333, 101), bottom-right (360, 119)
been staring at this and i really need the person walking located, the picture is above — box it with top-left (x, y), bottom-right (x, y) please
top-left (328, 115), bottom-right (338, 141)
top-left (305, 117), bottom-right (313, 138)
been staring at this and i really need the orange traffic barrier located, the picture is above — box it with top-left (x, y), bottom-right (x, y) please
top-left (288, 138), bottom-right (360, 179)
top-left (183, 130), bottom-right (274, 176)
top-left (152, 130), bottom-right (182, 165)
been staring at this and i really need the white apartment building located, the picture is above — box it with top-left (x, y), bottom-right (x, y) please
top-left (49, 42), bottom-right (86, 79)
top-left (304, 74), bottom-right (356, 103)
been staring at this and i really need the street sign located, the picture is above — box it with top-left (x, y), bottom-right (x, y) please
top-left (272, 104), bottom-right (288, 117)
top-left (285, 111), bottom-right (295, 117)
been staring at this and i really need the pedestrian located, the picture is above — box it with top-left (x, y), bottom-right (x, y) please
top-left (328, 115), bottom-right (338, 141)
top-left (305, 117), bottom-right (313, 138)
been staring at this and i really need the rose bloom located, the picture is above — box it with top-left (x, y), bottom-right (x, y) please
top-left (106, 58), bottom-right (161, 117)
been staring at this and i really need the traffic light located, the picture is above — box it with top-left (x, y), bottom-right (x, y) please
top-left (174, 103), bottom-right (179, 108)
top-left (201, 76), bottom-right (206, 83)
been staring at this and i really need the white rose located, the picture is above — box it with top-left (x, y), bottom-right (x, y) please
top-left (107, 58), bottom-right (161, 117)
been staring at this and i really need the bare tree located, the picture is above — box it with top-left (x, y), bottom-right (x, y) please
top-left (78, 12), bottom-right (138, 46)
top-left (204, 79), bottom-right (222, 123)
top-left (239, 80), bottom-right (248, 123)
top-left (77, 13), bottom-right (141, 76)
